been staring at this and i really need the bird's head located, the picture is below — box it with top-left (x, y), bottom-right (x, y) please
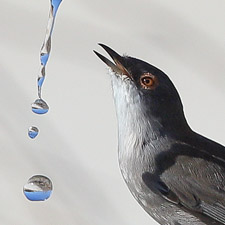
top-left (94, 44), bottom-right (189, 136)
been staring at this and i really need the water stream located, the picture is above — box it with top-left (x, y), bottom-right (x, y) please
top-left (25, 0), bottom-right (63, 201)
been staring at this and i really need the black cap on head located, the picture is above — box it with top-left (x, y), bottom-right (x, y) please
top-left (94, 44), bottom-right (189, 136)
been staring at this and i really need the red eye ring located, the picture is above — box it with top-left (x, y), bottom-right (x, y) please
top-left (140, 73), bottom-right (157, 89)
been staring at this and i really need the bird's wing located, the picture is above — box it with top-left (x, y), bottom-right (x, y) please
top-left (142, 141), bottom-right (225, 224)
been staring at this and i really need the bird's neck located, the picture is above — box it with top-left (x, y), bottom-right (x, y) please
top-left (113, 87), bottom-right (162, 171)
top-left (116, 105), bottom-right (161, 157)
top-left (114, 95), bottom-right (190, 177)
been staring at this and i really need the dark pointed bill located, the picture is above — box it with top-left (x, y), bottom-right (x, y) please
top-left (93, 50), bottom-right (121, 74)
top-left (94, 43), bottom-right (131, 78)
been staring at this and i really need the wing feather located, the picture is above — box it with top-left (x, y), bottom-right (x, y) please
top-left (201, 202), bottom-right (225, 224)
top-left (143, 141), bottom-right (225, 224)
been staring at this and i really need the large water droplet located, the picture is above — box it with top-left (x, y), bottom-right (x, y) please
top-left (31, 98), bottom-right (49, 114)
top-left (23, 175), bottom-right (53, 201)
top-left (28, 126), bottom-right (39, 139)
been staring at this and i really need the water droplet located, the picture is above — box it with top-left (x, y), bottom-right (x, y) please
top-left (28, 126), bottom-right (39, 139)
top-left (23, 175), bottom-right (53, 201)
top-left (31, 98), bottom-right (49, 115)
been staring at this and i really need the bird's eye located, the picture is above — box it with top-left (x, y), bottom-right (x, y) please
top-left (140, 73), bottom-right (157, 89)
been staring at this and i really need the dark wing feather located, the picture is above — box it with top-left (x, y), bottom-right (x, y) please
top-left (201, 202), bottom-right (225, 224)
top-left (144, 140), bottom-right (225, 224)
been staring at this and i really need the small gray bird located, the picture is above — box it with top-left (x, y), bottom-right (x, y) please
top-left (94, 44), bottom-right (225, 225)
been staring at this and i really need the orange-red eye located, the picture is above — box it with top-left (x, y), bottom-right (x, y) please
top-left (140, 73), bottom-right (156, 89)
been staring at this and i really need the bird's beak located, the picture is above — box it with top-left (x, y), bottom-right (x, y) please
top-left (94, 44), bottom-right (132, 79)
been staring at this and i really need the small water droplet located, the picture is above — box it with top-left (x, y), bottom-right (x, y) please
top-left (31, 98), bottom-right (49, 114)
top-left (23, 175), bottom-right (53, 201)
top-left (28, 126), bottom-right (39, 139)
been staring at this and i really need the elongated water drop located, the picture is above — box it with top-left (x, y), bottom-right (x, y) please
top-left (37, 0), bottom-right (63, 99)
top-left (23, 175), bottom-right (53, 201)
top-left (28, 126), bottom-right (39, 139)
top-left (31, 98), bottom-right (49, 114)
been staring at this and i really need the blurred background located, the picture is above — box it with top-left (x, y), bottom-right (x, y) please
top-left (0, 0), bottom-right (224, 224)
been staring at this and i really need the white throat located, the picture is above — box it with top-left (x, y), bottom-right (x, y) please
top-left (110, 72), bottom-right (154, 162)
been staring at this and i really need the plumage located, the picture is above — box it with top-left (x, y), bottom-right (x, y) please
top-left (94, 44), bottom-right (225, 225)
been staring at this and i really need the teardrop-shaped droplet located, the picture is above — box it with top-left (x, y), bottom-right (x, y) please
top-left (28, 126), bottom-right (39, 139)
top-left (31, 98), bottom-right (49, 114)
top-left (23, 175), bottom-right (53, 201)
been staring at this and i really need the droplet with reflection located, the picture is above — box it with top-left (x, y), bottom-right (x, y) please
top-left (31, 98), bottom-right (49, 115)
top-left (23, 175), bottom-right (53, 201)
top-left (28, 126), bottom-right (39, 139)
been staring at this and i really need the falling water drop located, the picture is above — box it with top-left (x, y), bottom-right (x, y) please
top-left (24, 0), bottom-right (62, 203)
top-left (28, 126), bottom-right (39, 139)
top-left (23, 175), bottom-right (53, 201)
top-left (31, 98), bottom-right (49, 115)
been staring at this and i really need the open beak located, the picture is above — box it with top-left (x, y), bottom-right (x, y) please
top-left (94, 44), bottom-right (132, 79)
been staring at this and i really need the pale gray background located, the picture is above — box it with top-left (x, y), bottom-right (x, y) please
top-left (0, 0), bottom-right (224, 225)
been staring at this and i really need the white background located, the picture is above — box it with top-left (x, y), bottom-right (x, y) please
top-left (0, 0), bottom-right (224, 224)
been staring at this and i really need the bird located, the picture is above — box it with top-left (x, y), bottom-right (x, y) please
top-left (94, 44), bottom-right (225, 225)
